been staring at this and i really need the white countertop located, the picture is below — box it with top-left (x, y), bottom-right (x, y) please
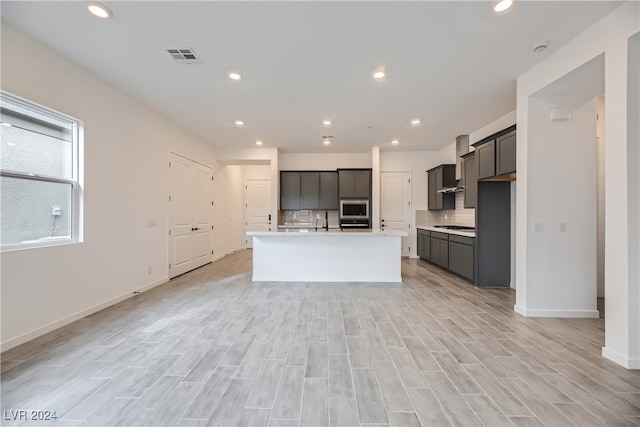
top-left (248, 229), bottom-right (408, 237)
top-left (417, 226), bottom-right (475, 238)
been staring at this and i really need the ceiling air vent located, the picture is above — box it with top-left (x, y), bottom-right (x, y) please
top-left (167, 48), bottom-right (200, 64)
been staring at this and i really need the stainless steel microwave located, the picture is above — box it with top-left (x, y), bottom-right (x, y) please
top-left (340, 200), bottom-right (369, 219)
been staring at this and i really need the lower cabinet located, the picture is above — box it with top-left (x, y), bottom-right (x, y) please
top-left (430, 232), bottom-right (449, 269)
top-left (417, 228), bottom-right (474, 283)
top-left (417, 229), bottom-right (430, 260)
top-left (448, 235), bottom-right (474, 281)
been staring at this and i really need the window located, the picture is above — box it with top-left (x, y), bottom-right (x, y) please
top-left (1, 91), bottom-right (83, 250)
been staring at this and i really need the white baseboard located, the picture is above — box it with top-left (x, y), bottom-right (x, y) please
top-left (0, 276), bottom-right (168, 353)
top-left (602, 346), bottom-right (640, 370)
top-left (514, 305), bottom-right (599, 318)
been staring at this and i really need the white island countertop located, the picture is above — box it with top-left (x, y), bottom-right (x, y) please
top-left (248, 229), bottom-right (408, 237)
top-left (248, 228), bottom-right (407, 282)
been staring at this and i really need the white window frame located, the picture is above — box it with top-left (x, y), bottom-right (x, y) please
top-left (1, 91), bottom-right (84, 251)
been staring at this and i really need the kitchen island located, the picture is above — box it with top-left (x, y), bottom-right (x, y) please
top-left (247, 229), bottom-right (408, 283)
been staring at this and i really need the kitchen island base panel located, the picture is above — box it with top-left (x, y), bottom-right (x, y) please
top-left (251, 234), bottom-right (403, 283)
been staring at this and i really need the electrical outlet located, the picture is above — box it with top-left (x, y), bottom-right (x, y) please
top-left (147, 265), bottom-right (152, 274)
top-left (51, 206), bottom-right (61, 216)
top-left (533, 222), bottom-right (544, 232)
top-left (558, 222), bottom-right (567, 233)
top-left (445, 214), bottom-right (448, 220)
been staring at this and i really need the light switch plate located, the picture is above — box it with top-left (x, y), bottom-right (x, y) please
top-left (533, 222), bottom-right (544, 232)
top-left (558, 222), bottom-right (567, 233)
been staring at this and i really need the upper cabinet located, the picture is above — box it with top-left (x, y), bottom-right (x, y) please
top-left (281, 172), bottom-right (301, 210)
top-left (472, 125), bottom-right (516, 181)
top-left (496, 130), bottom-right (516, 175)
top-left (461, 152), bottom-right (477, 208)
top-left (280, 171), bottom-right (339, 210)
top-left (319, 172), bottom-right (339, 209)
top-left (427, 164), bottom-right (456, 210)
top-left (338, 169), bottom-right (371, 199)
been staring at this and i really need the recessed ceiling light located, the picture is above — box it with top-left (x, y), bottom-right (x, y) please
top-left (494, 0), bottom-right (513, 12)
top-left (228, 72), bottom-right (242, 81)
top-left (234, 120), bottom-right (244, 126)
top-left (87, 2), bottom-right (113, 19)
top-left (323, 140), bottom-right (331, 146)
top-left (1, 122), bottom-right (12, 127)
top-left (411, 119), bottom-right (421, 126)
top-left (392, 139), bottom-right (399, 145)
top-left (373, 71), bottom-right (385, 80)
top-left (323, 120), bottom-right (332, 126)
top-left (255, 140), bottom-right (263, 146)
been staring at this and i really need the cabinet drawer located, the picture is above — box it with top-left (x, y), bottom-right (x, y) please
top-left (449, 234), bottom-right (474, 246)
top-left (417, 228), bottom-right (430, 237)
top-left (431, 231), bottom-right (449, 240)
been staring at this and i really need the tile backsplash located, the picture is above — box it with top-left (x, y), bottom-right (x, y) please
top-left (279, 210), bottom-right (340, 228)
top-left (415, 192), bottom-right (475, 228)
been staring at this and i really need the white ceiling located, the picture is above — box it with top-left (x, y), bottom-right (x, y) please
top-left (1, 1), bottom-right (621, 153)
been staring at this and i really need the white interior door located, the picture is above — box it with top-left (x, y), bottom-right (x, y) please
top-left (245, 179), bottom-right (271, 248)
top-left (169, 153), bottom-right (213, 278)
top-left (381, 171), bottom-right (411, 257)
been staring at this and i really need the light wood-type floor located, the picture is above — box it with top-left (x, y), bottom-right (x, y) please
top-left (2, 250), bottom-right (639, 427)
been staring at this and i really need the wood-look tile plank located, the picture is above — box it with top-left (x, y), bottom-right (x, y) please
top-left (285, 334), bottom-right (310, 367)
top-left (329, 398), bottom-right (360, 427)
top-left (372, 361), bottom-right (413, 411)
top-left (183, 365), bottom-right (237, 420)
top-left (206, 378), bottom-right (253, 426)
top-left (424, 370), bottom-right (482, 426)
top-left (236, 342), bottom-right (270, 379)
top-left (388, 411), bottom-right (421, 427)
top-left (306, 342), bottom-right (328, 378)
top-left (352, 368), bottom-right (388, 424)
top-left (245, 360), bottom-right (284, 409)
top-left (236, 408), bottom-right (271, 427)
top-left (499, 378), bottom-right (574, 427)
top-left (347, 336), bottom-right (372, 369)
top-left (388, 347), bottom-right (427, 388)
top-left (377, 322), bottom-right (403, 347)
top-left (363, 331), bottom-right (391, 362)
top-left (463, 364), bottom-right (532, 417)
top-left (266, 331), bottom-right (292, 361)
top-left (310, 318), bottom-right (328, 343)
top-left (328, 355), bottom-right (354, 399)
top-left (271, 365), bottom-right (305, 419)
top-left (430, 351), bottom-right (482, 394)
top-left (300, 378), bottom-right (329, 427)
top-left (402, 337), bottom-right (440, 371)
top-left (220, 334), bottom-right (256, 367)
top-left (143, 381), bottom-right (204, 427)
top-left (407, 388), bottom-right (451, 427)
top-left (463, 394), bottom-right (513, 427)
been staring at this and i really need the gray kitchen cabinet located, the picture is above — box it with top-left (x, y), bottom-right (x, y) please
top-left (300, 172), bottom-right (320, 209)
top-left (338, 169), bottom-right (371, 199)
top-left (472, 125), bottom-right (517, 180)
top-left (417, 228), bottom-right (430, 260)
top-left (476, 140), bottom-right (496, 180)
top-left (319, 172), bottom-right (338, 210)
top-left (496, 130), bottom-right (516, 176)
top-left (461, 152), bottom-right (477, 208)
top-left (427, 164), bottom-right (455, 210)
top-left (448, 235), bottom-right (474, 281)
top-left (281, 172), bottom-right (301, 210)
top-left (430, 231), bottom-right (449, 268)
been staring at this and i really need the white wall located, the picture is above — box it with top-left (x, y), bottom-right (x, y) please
top-left (596, 96), bottom-right (606, 298)
top-left (516, 2), bottom-right (640, 368)
top-left (525, 97), bottom-right (598, 314)
top-left (0, 24), bottom-right (226, 350)
top-left (279, 152), bottom-right (371, 170)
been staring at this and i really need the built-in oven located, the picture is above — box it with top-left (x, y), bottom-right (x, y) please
top-left (340, 200), bottom-right (370, 228)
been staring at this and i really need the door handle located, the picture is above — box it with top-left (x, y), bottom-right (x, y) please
top-left (268, 214), bottom-right (271, 225)
top-left (381, 219), bottom-right (385, 228)
top-left (192, 227), bottom-right (200, 231)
